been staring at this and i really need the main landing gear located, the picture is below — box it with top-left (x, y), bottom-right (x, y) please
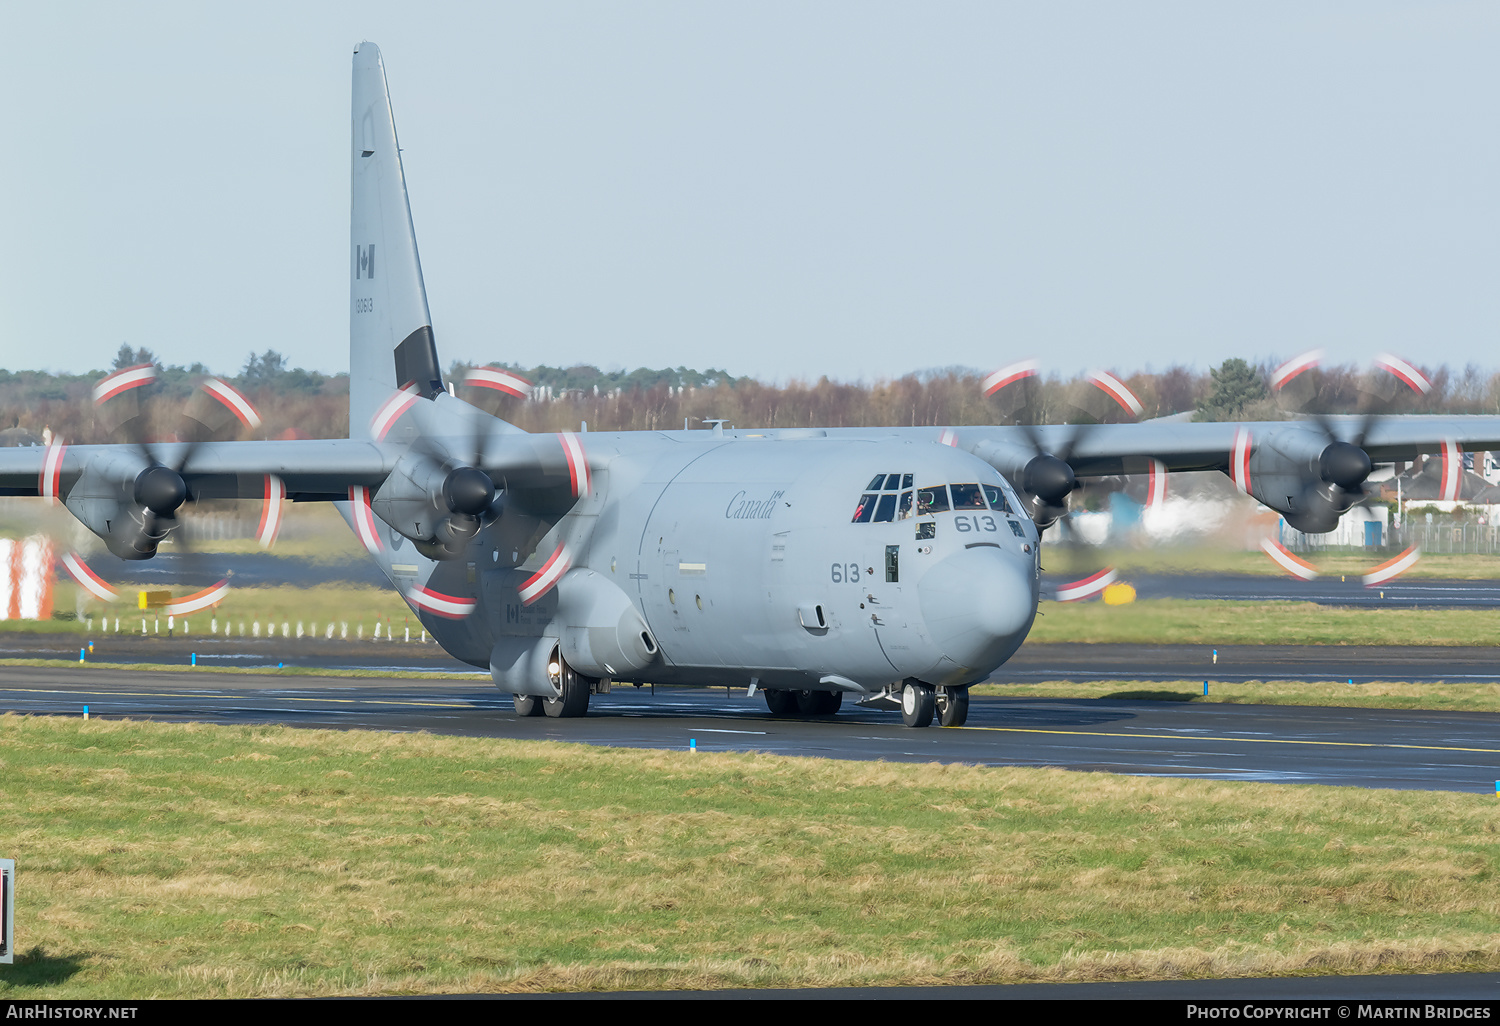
top-left (763, 689), bottom-right (843, 716)
top-left (900, 681), bottom-right (969, 728)
top-left (513, 657), bottom-right (594, 718)
top-left (762, 681), bottom-right (967, 728)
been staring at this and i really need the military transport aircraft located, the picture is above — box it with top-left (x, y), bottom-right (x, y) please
top-left (4, 42), bottom-right (1500, 728)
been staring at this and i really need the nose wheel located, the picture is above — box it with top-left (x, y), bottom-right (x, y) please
top-left (900, 682), bottom-right (936, 728)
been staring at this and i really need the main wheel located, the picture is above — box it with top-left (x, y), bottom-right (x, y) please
top-left (513, 694), bottom-right (545, 717)
top-left (796, 690), bottom-right (843, 716)
top-left (543, 662), bottom-right (592, 718)
top-left (763, 689), bottom-right (797, 715)
top-left (900, 681), bottom-right (935, 728)
top-left (936, 686), bottom-right (969, 727)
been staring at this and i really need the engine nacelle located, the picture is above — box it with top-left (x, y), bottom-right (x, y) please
top-left (1241, 426), bottom-right (1372, 534)
top-left (62, 450), bottom-right (185, 560)
top-left (370, 451), bottom-right (497, 560)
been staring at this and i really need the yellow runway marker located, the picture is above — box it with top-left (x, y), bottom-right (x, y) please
top-left (957, 724), bottom-right (1500, 756)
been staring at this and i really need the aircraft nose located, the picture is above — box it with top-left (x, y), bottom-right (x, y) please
top-left (917, 546), bottom-right (1036, 672)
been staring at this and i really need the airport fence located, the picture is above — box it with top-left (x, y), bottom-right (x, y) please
top-left (1286, 522), bottom-right (1500, 556)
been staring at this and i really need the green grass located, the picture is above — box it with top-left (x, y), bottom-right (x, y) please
top-left (974, 679), bottom-right (1500, 713)
top-left (1, 717), bottom-right (1499, 996)
top-left (1028, 598), bottom-right (1500, 646)
top-left (0, 659), bottom-right (481, 679)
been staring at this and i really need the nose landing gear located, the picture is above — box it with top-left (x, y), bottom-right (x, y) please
top-left (901, 681), bottom-right (935, 727)
top-left (936, 686), bottom-right (969, 727)
top-left (900, 681), bottom-right (970, 727)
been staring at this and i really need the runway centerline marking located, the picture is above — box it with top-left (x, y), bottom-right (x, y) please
top-left (957, 725), bottom-right (1500, 755)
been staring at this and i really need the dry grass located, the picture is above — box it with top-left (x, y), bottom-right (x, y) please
top-left (973, 679), bottom-right (1500, 713)
top-left (1, 717), bottom-right (1499, 996)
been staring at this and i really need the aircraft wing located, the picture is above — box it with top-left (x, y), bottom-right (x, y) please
top-left (956, 416), bottom-right (1500, 477)
top-left (0, 428), bottom-right (578, 501)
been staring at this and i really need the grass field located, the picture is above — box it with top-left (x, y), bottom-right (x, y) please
top-left (1027, 599), bottom-right (1500, 646)
top-left (972, 679), bottom-right (1500, 713)
top-left (1, 717), bottom-right (1498, 997)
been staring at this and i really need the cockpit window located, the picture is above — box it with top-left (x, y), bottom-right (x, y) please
top-left (917, 485), bottom-right (950, 514)
top-left (950, 483), bottom-right (987, 510)
top-left (982, 484), bottom-right (1011, 513)
top-left (853, 473), bottom-right (916, 523)
top-left (851, 494), bottom-right (877, 523)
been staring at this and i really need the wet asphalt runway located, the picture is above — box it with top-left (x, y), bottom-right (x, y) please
top-left (4, 661), bottom-right (1499, 793)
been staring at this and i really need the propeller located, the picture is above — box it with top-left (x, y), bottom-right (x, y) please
top-left (1258, 351), bottom-right (1438, 585)
top-left (361, 370), bottom-right (524, 562)
top-left (982, 361), bottom-right (1155, 601)
top-left (58, 366), bottom-right (267, 617)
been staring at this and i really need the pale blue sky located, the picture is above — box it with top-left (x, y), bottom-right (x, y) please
top-left (2, 2), bottom-right (1497, 383)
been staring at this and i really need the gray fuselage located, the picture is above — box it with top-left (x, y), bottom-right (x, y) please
top-left (376, 430), bottom-right (1041, 694)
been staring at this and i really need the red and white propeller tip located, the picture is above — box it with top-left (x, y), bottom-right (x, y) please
top-left (463, 367), bottom-right (532, 400)
top-left (1374, 353), bottom-right (1432, 396)
top-left (981, 359), bottom-right (1039, 397)
top-left (407, 586), bottom-right (477, 619)
top-left (1086, 371), bottom-right (1143, 418)
top-left (92, 364), bottom-right (158, 404)
top-left (1259, 538), bottom-right (1319, 581)
top-left (518, 542), bottom-right (571, 606)
top-left (1269, 350), bottom-right (1325, 393)
top-left (1055, 568), bottom-right (1118, 602)
top-left (370, 385), bottom-right (421, 441)
top-left (201, 378), bottom-right (262, 429)
top-left (1362, 546), bottom-right (1421, 588)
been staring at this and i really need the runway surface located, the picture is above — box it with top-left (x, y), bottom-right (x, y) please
top-left (4, 661), bottom-right (1499, 793)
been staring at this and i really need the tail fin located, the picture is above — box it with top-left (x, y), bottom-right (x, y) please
top-left (349, 42), bottom-right (444, 439)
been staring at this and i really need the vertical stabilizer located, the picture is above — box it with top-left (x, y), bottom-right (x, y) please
top-left (349, 42), bottom-right (443, 439)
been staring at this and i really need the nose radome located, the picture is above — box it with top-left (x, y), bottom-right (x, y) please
top-left (917, 547), bottom-right (1036, 670)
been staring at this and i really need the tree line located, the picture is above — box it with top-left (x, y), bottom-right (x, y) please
top-left (4, 351), bottom-right (1500, 444)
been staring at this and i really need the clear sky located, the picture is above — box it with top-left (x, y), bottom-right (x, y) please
top-left (2, 2), bottom-right (1496, 384)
